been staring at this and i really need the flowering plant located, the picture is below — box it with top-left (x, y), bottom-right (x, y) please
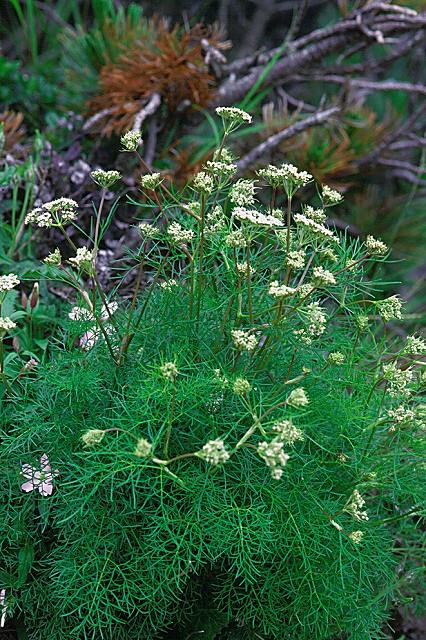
top-left (0, 110), bottom-right (425, 639)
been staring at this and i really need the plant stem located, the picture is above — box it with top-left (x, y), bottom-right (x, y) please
top-left (163, 380), bottom-right (177, 458)
top-left (196, 195), bottom-right (206, 321)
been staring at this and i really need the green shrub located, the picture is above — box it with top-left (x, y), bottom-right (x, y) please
top-left (0, 108), bottom-right (425, 639)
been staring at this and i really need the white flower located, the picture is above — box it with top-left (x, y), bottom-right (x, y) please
top-left (365, 235), bottom-right (388, 256)
top-left (268, 281), bottom-right (296, 298)
top-left (0, 273), bottom-right (20, 292)
top-left (160, 362), bottom-right (178, 381)
top-left (344, 489), bottom-right (368, 522)
top-left (387, 405), bottom-right (416, 425)
top-left (205, 205), bottom-right (226, 235)
top-left (236, 262), bottom-right (256, 277)
top-left (69, 247), bottom-right (94, 272)
top-left (81, 429), bottom-right (105, 447)
top-left (205, 160), bottom-right (237, 179)
top-left (258, 438), bottom-right (290, 479)
top-left (140, 173), bottom-right (163, 190)
top-left (0, 588), bottom-right (7, 628)
top-left (198, 439), bottom-right (230, 465)
top-left (233, 377), bottom-right (251, 395)
top-left (327, 351), bottom-right (345, 365)
top-left (0, 317), bottom-right (16, 333)
top-left (294, 213), bottom-right (339, 243)
top-left (168, 222), bottom-right (195, 244)
top-left (44, 248), bottom-right (62, 266)
top-left (348, 531), bottom-right (364, 544)
top-left (286, 387), bottom-right (309, 408)
top-left (403, 335), bottom-right (426, 355)
top-left (91, 169), bottom-right (121, 188)
top-left (322, 185), bottom-right (343, 205)
top-left (272, 419), bottom-right (304, 445)
top-left (231, 329), bottom-right (258, 352)
top-left (193, 171), bottom-right (214, 195)
top-left (121, 130), bottom-right (142, 151)
top-left (285, 250), bottom-right (306, 270)
top-left (311, 266), bottom-right (336, 287)
top-left (160, 279), bottom-right (178, 292)
top-left (376, 295), bottom-right (403, 323)
top-left (25, 207), bottom-right (53, 227)
top-left (233, 207), bottom-right (283, 227)
top-left (225, 230), bottom-right (247, 248)
top-left (216, 106), bottom-right (252, 129)
top-left (383, 362), bottom-right (413, 398)
top-left (21, 454), bottom-right (57, 496)
top-left (68, 306), bottom-right (94, 321)
top-left (230, 180), bottom-right (257, 207)
top-left (257, 163), bottom-right (312, 195)
top-left (134, 438), bottom-right (153, 458)
top-left (304, 205), bottom-right (327, 223)
top-left (294, 301), bottom-right (327, 344)
top-left (138, 222), bottom-right (159, 240)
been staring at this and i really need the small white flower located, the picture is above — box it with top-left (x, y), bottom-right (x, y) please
top-left (233, 378), bottom-right (252, 395)
top-left (0, 588), bottom-right (7, 628)
top-left (168, 222), bottom-right (195, 244)
top-left (91, 169), bottom-right (121, 188)
top-left (0, 273), bottom-right (20, 292)
top-left (377, 296), bottom-right (403, 323)
top-left (197, 439), bottom-right (230, 465)
top-left (215, 107), bottom-right (252, 129)
top-left (311, 266), bottom-right (336, 287)
top-left (69, 247), bottom-right (94, 272)
top-left (258, 438), bottom-right (290, 479)
top-left (134, 438), bottom-right (153, 458)
top-left (322, 185), bottom-right (343, 205)
top-left (268, 281), bottom-right (296, 298)
top-left (160, 362), bottom-right (178, 381)
top-left (140, 173), bottom-right (163, 190)
top-left (193, 171), bottom-right (214, 195)
top-left (0, 317), bottom-right (16, 333)
top-left (286, 387), bottom-right (309, 408)
top-left (365, 235), bottom-right (388, 257)
top-left (44, 248), bottom-right (62, 266)
top-left (121, 131), bottom-right (142, 151)
top-left (231, 329), bottom-right (258, 352)
top-left (68, 306), bottom-right (94, 321)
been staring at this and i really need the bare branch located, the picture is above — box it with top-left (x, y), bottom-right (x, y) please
top-left (236, 106), bottom-right (340, 172)
top-left (132, 93), bottom-right (161, 133)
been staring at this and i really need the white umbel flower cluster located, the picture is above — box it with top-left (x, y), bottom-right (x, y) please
top-left (365, 235), bottom-right (388, 256)
top-left (322, 185), bottom-right (343, 205)
top-left (26, 198), bottom-right (78, 227)
top-left (160, 362), bottom-right (179, 381)
top-left (327, 351), bottom-right (345, 365)
top-left (0, 317), bottom-right (16, 333)
top-left (268, 281), bottom-right (296, 298)
top-left (160, 279), bottom-right (178, 292)
top-left (304, 205), bottom-right (327, 223)
top-left (230, 180), bottom-right (257, 207)
top-left (43, 248), bottom-right (62, 266)
top-left (69, 247), bottom-right (94, 272)
top-left (205, 159), bottom-right (237, 179)
top-left (272, 419), bottom-right (304, 445)
top-left (387, 405), bottom-right (416, 425)
top-left (382, 362), bottom-right (413, 398)
top-left (294, 213), bottom-right (339, 243)
top-left (236, 262), bottom-right (256, 277)
top-left (257, 438), bottom-right (290, 479)
top-left (205, 205), bottom-right (226, 236)
top-left (294, 302), bottom-right (327, 344)
top-left (121, 131), bottom-right (142, 151)
top-left (0, 273), bottom-right (20, 292)
top-left (198, 439), bottom-right (230, 465)
top-left (233, 377), bottom-right (252, 395)
top-left (91, 169), bottom-right (121, 188)
top-left (377, 295), bottom-right (403, 323)
top-left (285, 249), bottom-right (306, 271)
top-left (403, 335), bottom-right (426, 355)
top-left (286, 387), bottom-right (309, 408)
top-left (231, 329), bottom-right (258, 352)
top-left (344, 489), bottom-right (369, 522)
top-left (216, 106), bottom-right (252, 128)
top-left (134, 438), bottom-right (153, 458)
top-left (168, 222), bottom-right (195, 244)
top-left (193, 171), bottom-right (214, 195)
top-left (140, 173), bottom-right (163, 190)
top-left (233, 207), bottom-right (283, 227)
top-left (225, 230), bottom-right (247, 248)
top-left (258, 163), bottom-right (312, 195)
top-left (138, 223), bottom-right (159, 240)
top-left (311, 266), bottom-right (336, 287)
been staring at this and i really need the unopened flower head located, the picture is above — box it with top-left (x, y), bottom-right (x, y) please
top-left (272, 419), bottom-right (304, 446)
top-left (365, 235), bottom-right (388, 257)
top-left (268, 281), bottom-right (296, 298)
top-left (258, 438), bottom-right (290, 480)
top-left (230, 180), bottom-right (257, 207)
top-left (0, 317), bottom-right (16, 334)
top-left (140, 173), bottom-right (163, 190)
top-left (134, 438), bottom-right (153, 458)
top-left (327, 351), bottom-right (345, 365)
top-left (356, 315), bottom-right (369, 333)
top-left (69, 247), bottom-right (94, 273)
top-left (231, 329), bottom-right (258, 352)
top-left (311, 266), bottom-right (336, 287)
top-left (344, 489), bottom-right (368, 522)
top-left (198, 438), bottom-right (230, 465)
top-left (0, 273), bottom-right (20, 292)
top-left (91, 169), bottom-right (121, 188)
top-left (233, 377), bottom-right (251, 395)
top-left (168, 222), bottom-right (195, 244)
top-left (160, 362), bottom-right (178, 381)
top-left (121, 130), bottom-right (142, 151)
top-left (81, 429), bottom-right (105, 447)
top-left (216, 106), bottom-right (252, 131)
top-left (43, 248), bottom-right (62, 266)
top-left (377, 295), bottom-right (403, 323)
top-left (286, 387), bottom-right (309, 408)
top-left (322, 185), bottom-right (343, 205)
